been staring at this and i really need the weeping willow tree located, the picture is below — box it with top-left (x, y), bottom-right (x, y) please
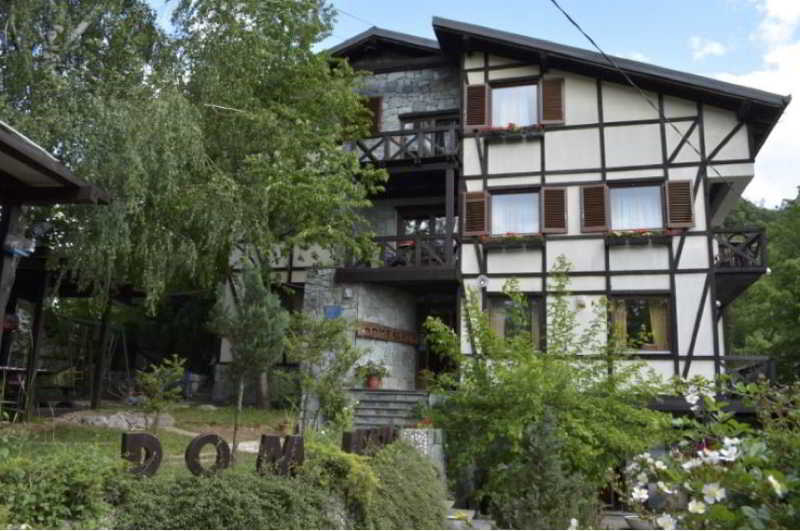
top-left (0, 0), bottom-right (384, 406)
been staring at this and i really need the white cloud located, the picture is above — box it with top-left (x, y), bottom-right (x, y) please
top-left (715, 40), bottom-right (798, 206)
top-left (752, 0), bottom-right (800, 44)
top-left (689, 36), bottom-right (728, 60)
top-left (616, 51), bottom-right (651, 63)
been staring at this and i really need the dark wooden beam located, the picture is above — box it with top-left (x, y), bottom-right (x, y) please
top-left (0, 183), bottom-right (109, 205)
top-left (0, 203), bottom-right (23, 353)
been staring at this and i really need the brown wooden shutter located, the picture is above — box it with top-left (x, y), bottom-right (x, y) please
top-left (581, 184), bottom-right (608, 232)
top-left (366, 97), bottom-right (382, 136)
top-left (463, 191), bottom-right (489, 236)
top-left (540, 78), bottom-right (564, 124)
top-left (465, 85), bottom-right (488, 129)
top-left (541, 187), bottom-right (567, 233)
top-left (666, 180), bottom-right (694, 228)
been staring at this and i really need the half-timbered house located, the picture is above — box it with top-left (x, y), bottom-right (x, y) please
top-left (217, 19), bottom-right (789, 424)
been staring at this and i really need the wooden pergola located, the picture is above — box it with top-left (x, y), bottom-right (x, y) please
top-left (0, 120), bottom-right (107, 415)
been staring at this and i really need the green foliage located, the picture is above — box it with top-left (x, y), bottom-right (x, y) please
top-left (366, 442), bottom-right (448, 530)
top-left (114, 467), bottom-right (340, 530)
top-left (424, 256), bottom-right (672, 518)
top-left (210, 266), bottom-right (289, 386)
top-left (137, 354), bottom-right (185, 433)
top-left (626, 377), bottom-right (800, 529)
top-left (353, 360), bottom-right (390, 380)
top-left (489, 408), bottom-right (600, 530)
top-left (286, 312), bottom-right (363, 431)
top-left (301, 440), bottom-right (447, 530)
top-left (302, 441), bottom-right (380, 525)
top-left (723, 195), bottom-right (800, 379)
top-left (0, 445), bottom-right (121, 528)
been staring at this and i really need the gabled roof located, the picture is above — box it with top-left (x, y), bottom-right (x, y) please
top-left (328, 26), bottom-right (440, 58)
top-left (432, 17), bottom-right (789, 108)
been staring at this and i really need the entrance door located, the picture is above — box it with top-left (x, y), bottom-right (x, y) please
top-left (416, 298), bottom-right (457, 389)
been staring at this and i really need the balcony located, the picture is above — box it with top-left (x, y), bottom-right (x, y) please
top-left (713, 228), bottom-right (766, 306)
top-left (335, 234), bottom-right (460, 285)
top-left (351, 125), bottom-right (459, 167)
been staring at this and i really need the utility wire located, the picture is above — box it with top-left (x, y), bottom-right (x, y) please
top-left (336, 8), bottom-right (377, 28)
top-left (548, 0), bottom-right (724, 178)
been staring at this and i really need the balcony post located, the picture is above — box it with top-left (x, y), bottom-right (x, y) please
top-left (445, 167), bottom-right (455, 265)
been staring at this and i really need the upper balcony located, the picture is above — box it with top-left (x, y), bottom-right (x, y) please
top-left (349, 124), bottom-right (460, 169)
top-left (335, 233), bottom-right (460, 286)
top-left (713, 228), bottom-right (767, 306)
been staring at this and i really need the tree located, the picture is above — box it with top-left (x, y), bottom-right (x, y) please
top-left (424, 257), bottom-right (672, 520)
top-left (209, 264), bottom-right (289, 459)
top-left (0, 0), bottom-right (384, 406)
top-left (724, 193), bottom-right (800, 380)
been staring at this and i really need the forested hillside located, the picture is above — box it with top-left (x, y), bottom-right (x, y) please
top-left (723, 191), bottom-right (800, 380)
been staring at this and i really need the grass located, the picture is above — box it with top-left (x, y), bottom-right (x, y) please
top-left (170, 404), bottom-right (293, 431)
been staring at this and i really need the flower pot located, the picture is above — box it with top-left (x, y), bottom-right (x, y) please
top-left (366, 375), bottom-right (382, 390)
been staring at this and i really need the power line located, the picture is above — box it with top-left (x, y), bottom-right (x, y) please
top-left (547, 0), bottom-right (724, 179)
top-left (336, 8), bottom-right (377, 28)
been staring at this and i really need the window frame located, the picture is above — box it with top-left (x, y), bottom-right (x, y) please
top-left (486, 292), bottom-right (545, 350)
top-left (488, 186), bottom-right (542, 236)
top-left (489, 78), bottom-right (540, 128)
top-left (607, 181), bottom-right (667, 232)
top-left (608, 293), bottom-right (673, 353)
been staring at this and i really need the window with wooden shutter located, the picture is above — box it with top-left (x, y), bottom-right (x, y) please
top-left (465, 85), bottom-right (488, 129)
top-left (666, 180), bottom-right (694, 228)
top-left (366, 97), bottom-right (382, 136)
top-left (463, 191), bottom-right (489, 236)
top-left (540, 78), bottom-right (564, 124)
top-left (542, 187), bottom-right (567, 233)
top-left (581, 184), bottom-right (608, 232)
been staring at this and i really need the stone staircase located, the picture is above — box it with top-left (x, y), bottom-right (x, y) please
top-left (351, 389), bottom-right (428, 429)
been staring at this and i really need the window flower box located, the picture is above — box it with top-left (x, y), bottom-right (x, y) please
top-left (479, 233), bottom-right (544, 250)
top-left (479, 123), bottom-right (544, 142)
top-left (605, 230), bottom-right (675, 247)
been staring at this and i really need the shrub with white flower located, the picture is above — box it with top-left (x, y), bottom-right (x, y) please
top-left (622, 376), bottom-right (800, 529)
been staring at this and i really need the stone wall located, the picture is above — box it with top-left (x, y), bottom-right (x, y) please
top-left (360, 66), bottom-right (460, 132)
top-left (303, 268), bottom-right (417, 391)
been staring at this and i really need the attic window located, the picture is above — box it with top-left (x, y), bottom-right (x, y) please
top-left (492, 84), bottom-right (537, 127)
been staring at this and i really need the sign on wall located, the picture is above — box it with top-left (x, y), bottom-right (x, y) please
top-left (356, 321), bottom-right (417, 345)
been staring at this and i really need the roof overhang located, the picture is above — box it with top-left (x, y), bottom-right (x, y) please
top-left (328, 26), bottom-right (441, 59)
top-left (432, 16), bottom-right (790, 154)
top-left (0, 121), bottom-right (109, 205)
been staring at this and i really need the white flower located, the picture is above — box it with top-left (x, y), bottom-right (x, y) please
top-left (688, 499), bottom-right (706, 514)
top-left (683, 481), bottom-right (693, 491)
top-left (699, 448), bottom-right (721, 465)
top-left (568, 517), bottom-right (578, 530)
top-left (682, 457), bottom-right (702, 471)
top-left (654, 460), bottom-right (667, 471)
top-left (723, 437), bottom-right (740, 447)
top-left (719, 445), bottom-right (739, 462)
top-left (768, 475), bottom-right (786, 498)
top-left (626, 461), bottom-right (640, 474)
top-left (636, 471), bottom-right (649, 485)
top-left (685, 393), bottom-right (700, 405)
top-left (631, 486), bottom-right (649, 503)
top-left (702, 482), bottom-right (726, 503)
top-left (657, 481), bottom-right (674, 494)
top-left (656, 513), bottom-right (677, 530)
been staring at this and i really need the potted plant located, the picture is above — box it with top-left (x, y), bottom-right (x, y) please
top-left (354, 361), bottom-right (390, 390)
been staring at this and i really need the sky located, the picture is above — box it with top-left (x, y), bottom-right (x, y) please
top-left (146, 0), bottom-right (799, 207)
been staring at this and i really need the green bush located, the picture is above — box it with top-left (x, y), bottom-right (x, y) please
top-left (366, 442), bottom-right (448, 529)
top-left (114, 468), bottom-right (341, 529)
top-left (269, 368), bottom-right (301, 409)
top-left (0, 445), bottom-right (121, 528)
top-left (488, 408), bottom-right (600, 529)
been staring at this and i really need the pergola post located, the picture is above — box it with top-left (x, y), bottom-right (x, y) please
top-left (0, 203), bottom-right (23, 352)
top-left (24, 270), bottom-right (49, 418)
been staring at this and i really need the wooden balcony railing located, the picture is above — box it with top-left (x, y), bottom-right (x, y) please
top-left (348, 234), bottom-right (460, 269)
top-left (350, 125), bottom-right (459, 164)
top-left (713, 228), bottom-right (766, 269)
top-left (720, 356), bottom-right (776, 384)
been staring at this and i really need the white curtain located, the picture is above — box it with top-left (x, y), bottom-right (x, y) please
top-left (610, 186), bottom-right (662, 230)
top-left (492, 193), bottom-right (539, 234)
top-left (492, 85), bottom-right (537, 127)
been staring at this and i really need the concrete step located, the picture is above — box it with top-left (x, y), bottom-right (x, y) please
top-left (353, 416), bottom-right (419, 428)
top-left (351, 391), bottom-right (428, 404)
top-left (354, 407), bottom-right (419, 417)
